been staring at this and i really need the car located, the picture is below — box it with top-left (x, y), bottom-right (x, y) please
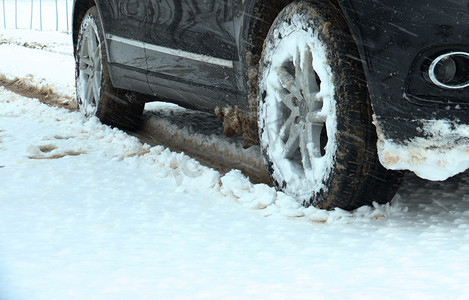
top-left (72, 0), bottom-right (469, 210)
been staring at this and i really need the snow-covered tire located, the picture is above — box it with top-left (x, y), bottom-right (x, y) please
top-left (257, 1), bottom-right (403, 210)
top-left (75, 7), bottom-right (144, 129)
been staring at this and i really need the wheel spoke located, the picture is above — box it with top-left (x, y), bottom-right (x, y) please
top-left (292, 46), bottom-right (321, 104)
top-left (87, 34), bottom-right (98, 63)
top-left (81, 66), bottom-right (93, 77)
top-left (277, 67), bottom-right (303, 101)
top-left (279, 113), bottom-right (296, 140)
top-left (299, 124), bottom-right (312, 170)
top-left (283, 124), bottom-right (300, 158)
top-left (85, 80), bottom-right (94, 104)
top-left (306, 111), bottom-right (326, 125)
top-left (80, 57), bottom-right (93, 68)
top-left (303, 52), bottom-right (320, 100)
top-left (282, 93), bottom-right (297, 112)
top-left (294, 52), bottom-right (303, 94)
top-left (93, 46), bottom-right (101, 70)
top-left (92, 75), bottom-right (100, 103)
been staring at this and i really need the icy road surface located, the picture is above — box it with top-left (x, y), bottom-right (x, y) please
top-left (1, 30), bottom-right (469, 299)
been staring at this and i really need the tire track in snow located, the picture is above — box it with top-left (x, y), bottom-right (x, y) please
top-left (136, 109), bottom-right (271, 184)
top-left (0, 72), bottom-right (271, 184)
top-left (0, 74), bottom-right (76, 111)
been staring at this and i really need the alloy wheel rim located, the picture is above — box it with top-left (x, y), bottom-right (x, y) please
top-left (274, 45), bottom-right (327, 171)
top-left (261, 30), bottom-right (336, 199)
top-left (77, 20), bottom-right (102, 117)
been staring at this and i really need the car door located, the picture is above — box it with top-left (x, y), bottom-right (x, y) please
top-left (143, 0), bottom-right (240, 109)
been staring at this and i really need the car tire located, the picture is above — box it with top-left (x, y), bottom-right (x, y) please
top-left (257, 1), bottom-right (404, 210)
top-left (75, 7), bottom-right (144, 129)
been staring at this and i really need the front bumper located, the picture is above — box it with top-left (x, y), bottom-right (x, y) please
top-left (340, 0), bottom-right (469, 180)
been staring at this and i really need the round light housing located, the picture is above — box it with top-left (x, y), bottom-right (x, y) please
top-left (429, 52), bottom-right (469, 89)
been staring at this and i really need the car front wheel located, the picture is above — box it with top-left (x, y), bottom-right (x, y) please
top-left (257, 1), bottom-right (403, 210)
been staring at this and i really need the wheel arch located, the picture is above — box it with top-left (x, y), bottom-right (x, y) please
top-left (236, 0), bottom-right (366, 146)
top-left (242, 0), bottom-right (364, 96)
top-left (72, 0), bottom-right (95, 53)
top-left (72, 0), bottom-right (110, 58)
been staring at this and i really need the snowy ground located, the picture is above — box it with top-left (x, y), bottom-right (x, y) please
top-left (1, 29), bottom-right (469, 299)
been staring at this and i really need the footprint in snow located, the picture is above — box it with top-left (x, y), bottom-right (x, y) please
top-left (27, 143), bottom-right (86, 159)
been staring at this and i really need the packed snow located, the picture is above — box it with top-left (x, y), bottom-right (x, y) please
top-left (377, 118), bottom-right (469, 181)
top-left (1, 11), bottom-right (469, 299)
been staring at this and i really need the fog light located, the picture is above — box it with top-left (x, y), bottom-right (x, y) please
top-left (429, 52), bottom-right (469, 89)
top-left (433, 57), bottom-right (456, 83)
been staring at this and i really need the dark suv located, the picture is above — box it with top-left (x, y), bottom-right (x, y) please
top-left (72, 0), bottom-right (469, 210)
